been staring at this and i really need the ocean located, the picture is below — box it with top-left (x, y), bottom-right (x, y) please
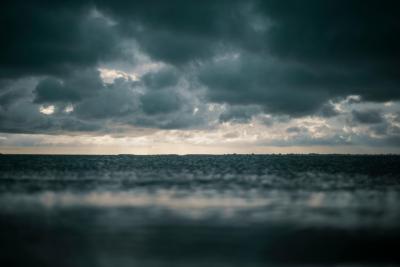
top-left (1, 154), bottom-right (400, 266)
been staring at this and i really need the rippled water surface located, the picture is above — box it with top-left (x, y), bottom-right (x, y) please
top-left (1, 154), bottom-right (400, 266)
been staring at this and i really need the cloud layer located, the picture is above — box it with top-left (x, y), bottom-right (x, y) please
top-left (1, 0), bottom-right (400, 150)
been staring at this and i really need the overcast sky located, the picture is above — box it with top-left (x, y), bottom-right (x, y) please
top-left (1, 0), bottom-right (400, 154)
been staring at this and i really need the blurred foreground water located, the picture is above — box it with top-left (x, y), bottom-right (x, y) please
top-left (1, 154), bottom-right (400, 267)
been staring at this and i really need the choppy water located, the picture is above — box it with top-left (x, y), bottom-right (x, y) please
top-left (1, 154), bottom-right (400, 267)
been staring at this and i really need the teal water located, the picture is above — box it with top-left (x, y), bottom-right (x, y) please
top-left (1, 155), bottom-right (400, 266)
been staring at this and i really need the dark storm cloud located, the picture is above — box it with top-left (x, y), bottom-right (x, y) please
top-left (370, 122), bottom-right (400, 146)
top-left (1, 0), bottom-right (400, 139)
top-left (257, 0), bottom-right (400, 103)
top-left (0, 69), bottom-right (205, 133)
top-left (140, 90), bottom-right (182, 115)
top-left (318, 102), bottom-right (340, 118)
top-left (370, 123), bottom-right (390, 136)
top-left (95, 0), bottom-right (248, 64)
top-left (0, 87), bottom-right (30, 109)
top-left (0, 0), bottom-right (120, 78)
top-left (34, 69), bottom-right (104, 104)
top-left (352, 109), bottom-right (384, 124)
top-left (142, 68), bottom-right (180, 90)
top-left (0, 96), bottom-right (101, 134)
top-left (197, 48), bottom-right (399, 116)
top-left (73, 77), bottom-right (139, 119)
top-left (259, 0), bottom-right (400, 66)
top-left (198, 53), bottom-right (332, 116)
top-left (219, 105), bottom-right (261, 123)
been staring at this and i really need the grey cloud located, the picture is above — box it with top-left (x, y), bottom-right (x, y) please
top-left (0, 96), bottom-right (101, 134)
top-left (318, 102), bottom-right (340, 118)
top-left (257, 116), bottom-right (274, 126)
top-left (96, 0), bottom-right (400, 107)
top-left (370, 123), bottom-right (389, 136)
top-left (73, 78), bottom-right (139, 119)
top-left (34, 78), bottom-right (80, 103)
top-left (198, 48), bottom-right (400, 117)
top-left (0, 78), bottom-right (37, 110)
top-left (368, 117), bottom-right (400, 139)
top-left (219, 105), bottom-right (261, 123)
top-left (1, 0), bottom-right (400, 149)
top-left (258, 0), bottom-right (400, 105)
top-left (198, 53), bottom-right (331, 116)
top-left (286, 127), bottom-right (307, 134)
top-left (133, 29), bottom-right (217, 65)
top-left (140, 90), bottom-right (182, 115)
top-left (34, 69), bottom-right (104, 104)
top-left (142, 67), bottom-right (180, 90)
top-left (393, 112), bottom-right (400, 124)
top-left (259, 0), bottom-right (400, 68)
top-left (1, 1), bottom-right (121, 78)
top-left (132, 103), bottom-right (209, 130)
top-left (0, 87), bottom-right (31, 109)
top-left (0, 66), bottom-right (212, 133)
top-left (97, 0), bottom-right (251, 65)
top-left (352, 109), bottom-right (384, 124)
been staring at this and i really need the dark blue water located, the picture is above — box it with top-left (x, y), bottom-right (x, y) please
top-left (1, 154), bottom-right (400, 266)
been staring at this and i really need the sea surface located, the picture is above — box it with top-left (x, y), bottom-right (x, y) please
top-left (1, 154), bottom-right (400, 267)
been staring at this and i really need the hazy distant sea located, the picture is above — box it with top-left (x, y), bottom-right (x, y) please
top-left (1, 154), bottom-right (400, 267)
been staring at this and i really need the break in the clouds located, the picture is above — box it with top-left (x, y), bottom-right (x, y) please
top-left (1, 0), bottom-right (400, 152)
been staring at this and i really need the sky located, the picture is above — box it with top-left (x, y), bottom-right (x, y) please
top-left (1, 0), bottom-right (400, 154)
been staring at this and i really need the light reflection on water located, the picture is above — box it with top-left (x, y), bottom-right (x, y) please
top-left (1, 189), bottom-right (400, 228)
